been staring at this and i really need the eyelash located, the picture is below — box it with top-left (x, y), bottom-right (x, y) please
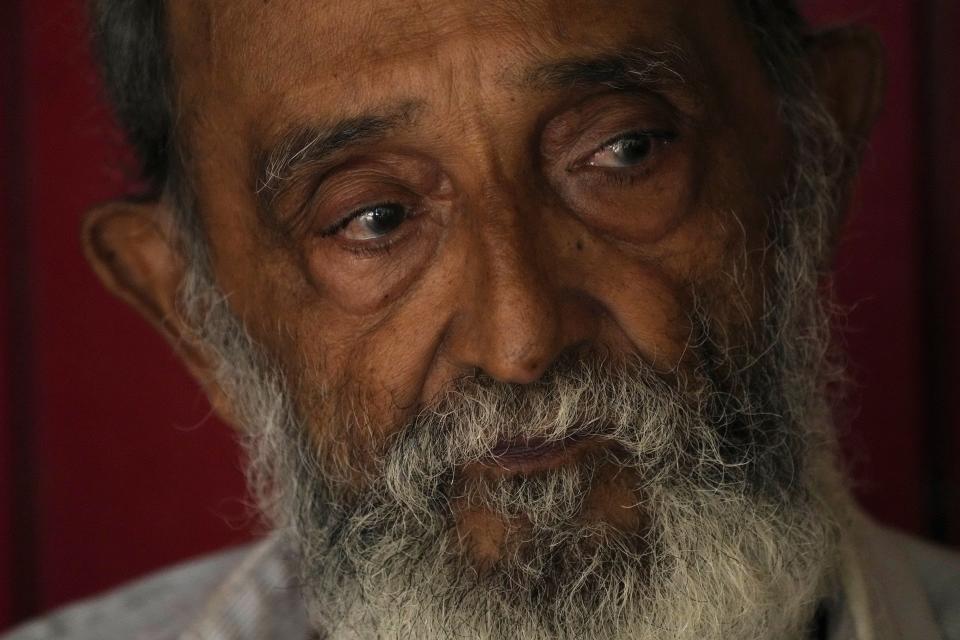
top-left (342, 238), bottom-right (402, 258)
top-left (317, 205), bottom-right (375, 237)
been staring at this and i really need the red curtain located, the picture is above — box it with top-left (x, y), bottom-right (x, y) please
top-left (2, 0), bottom-right (958, 631)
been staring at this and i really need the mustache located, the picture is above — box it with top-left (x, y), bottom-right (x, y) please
top-left (381, 351), bottom-right (682, 463)
top-left (344, 337), bottom-right (804, 512)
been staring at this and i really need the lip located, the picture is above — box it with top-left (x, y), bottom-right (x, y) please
top-left (478, 433), bottom-right (597, 474)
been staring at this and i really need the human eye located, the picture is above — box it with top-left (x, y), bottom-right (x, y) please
top-left (586, 131), bottom-right (678, 170)
top-left (321, 202), bottom-right (414, 244)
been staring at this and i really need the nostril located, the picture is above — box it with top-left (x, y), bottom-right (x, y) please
top-left (520, 357), bottom-right (542, 376)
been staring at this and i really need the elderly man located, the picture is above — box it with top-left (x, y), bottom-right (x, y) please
top-left (6, 0), bottom-right (960, 638)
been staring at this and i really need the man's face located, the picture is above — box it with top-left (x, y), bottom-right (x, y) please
top-left (173, 0), bottom-right (785, 506)
top-left (151, 0), bottom-right (854, 637)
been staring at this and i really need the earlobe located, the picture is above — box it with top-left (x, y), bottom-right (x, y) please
top-left (805, 26), bottom-right (886, 155)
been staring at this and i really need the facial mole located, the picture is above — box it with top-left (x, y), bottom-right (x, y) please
top-left (576, 239), bottom-right (584, 251)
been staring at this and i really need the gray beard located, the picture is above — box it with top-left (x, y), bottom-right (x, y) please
top-left (177, 94), bottom-right (852, 640)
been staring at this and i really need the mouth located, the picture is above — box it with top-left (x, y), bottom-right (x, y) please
top-left (479, 433), bottom-right (598, 474)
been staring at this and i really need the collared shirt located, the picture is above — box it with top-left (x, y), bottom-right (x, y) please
top-left (5, 511), bottom-right (959, 639)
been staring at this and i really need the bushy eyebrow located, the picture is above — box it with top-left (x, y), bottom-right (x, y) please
top-left (254, 102), bottom-right (422, 213)
top-left (520, 45), bottom-right (695, 95)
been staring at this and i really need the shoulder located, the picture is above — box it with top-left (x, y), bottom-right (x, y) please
top-left (894, 529), bottom-right (960, 639)
top-left (1, 543), bottom-right (255, 640)
top-left (871, 523), bottom-right (960, 639)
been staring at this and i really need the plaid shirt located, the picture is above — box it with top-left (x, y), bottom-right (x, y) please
top-left (5, 511), bottom-right (959, 639)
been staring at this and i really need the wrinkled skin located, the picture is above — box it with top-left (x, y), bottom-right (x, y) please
top-left (85, 0), bottom-right (882, 580)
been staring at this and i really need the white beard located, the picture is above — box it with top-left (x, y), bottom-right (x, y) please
top-left (274, 350), bottom-right (848, 640)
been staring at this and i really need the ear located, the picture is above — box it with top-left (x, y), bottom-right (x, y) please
top-left (805, 25), bottom-right (885, 158)
top-left (804, 26), bottom-right (885, 240)
top-left (82, 200), bottom-right (238, 423)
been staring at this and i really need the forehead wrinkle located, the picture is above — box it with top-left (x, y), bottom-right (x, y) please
top-left (177, 0), bottom-right (704, 110)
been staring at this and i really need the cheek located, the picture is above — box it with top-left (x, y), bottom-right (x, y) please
top-left (287, 265), bottom-right (459, 455)
top-left (282, 330), bottom-right (423, 485)
top-left (585, 255), bottom-right (693, 369)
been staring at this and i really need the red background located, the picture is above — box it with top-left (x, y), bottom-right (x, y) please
top-left (2, 0), bottom-right (959, 631)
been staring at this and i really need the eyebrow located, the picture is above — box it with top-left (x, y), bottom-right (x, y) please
top-left (254, 102), bottom-right (421, 212)
top-left (521, 45), bottom-right (695, 95)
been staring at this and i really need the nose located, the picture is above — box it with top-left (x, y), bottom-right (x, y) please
top-left (441, 193), bottom-right (597, 384)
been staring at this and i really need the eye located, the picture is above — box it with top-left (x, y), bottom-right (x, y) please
top-left (587, 131), bottom-right (676, 169)
top-left (328, 203), bottom-right (411, 242)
